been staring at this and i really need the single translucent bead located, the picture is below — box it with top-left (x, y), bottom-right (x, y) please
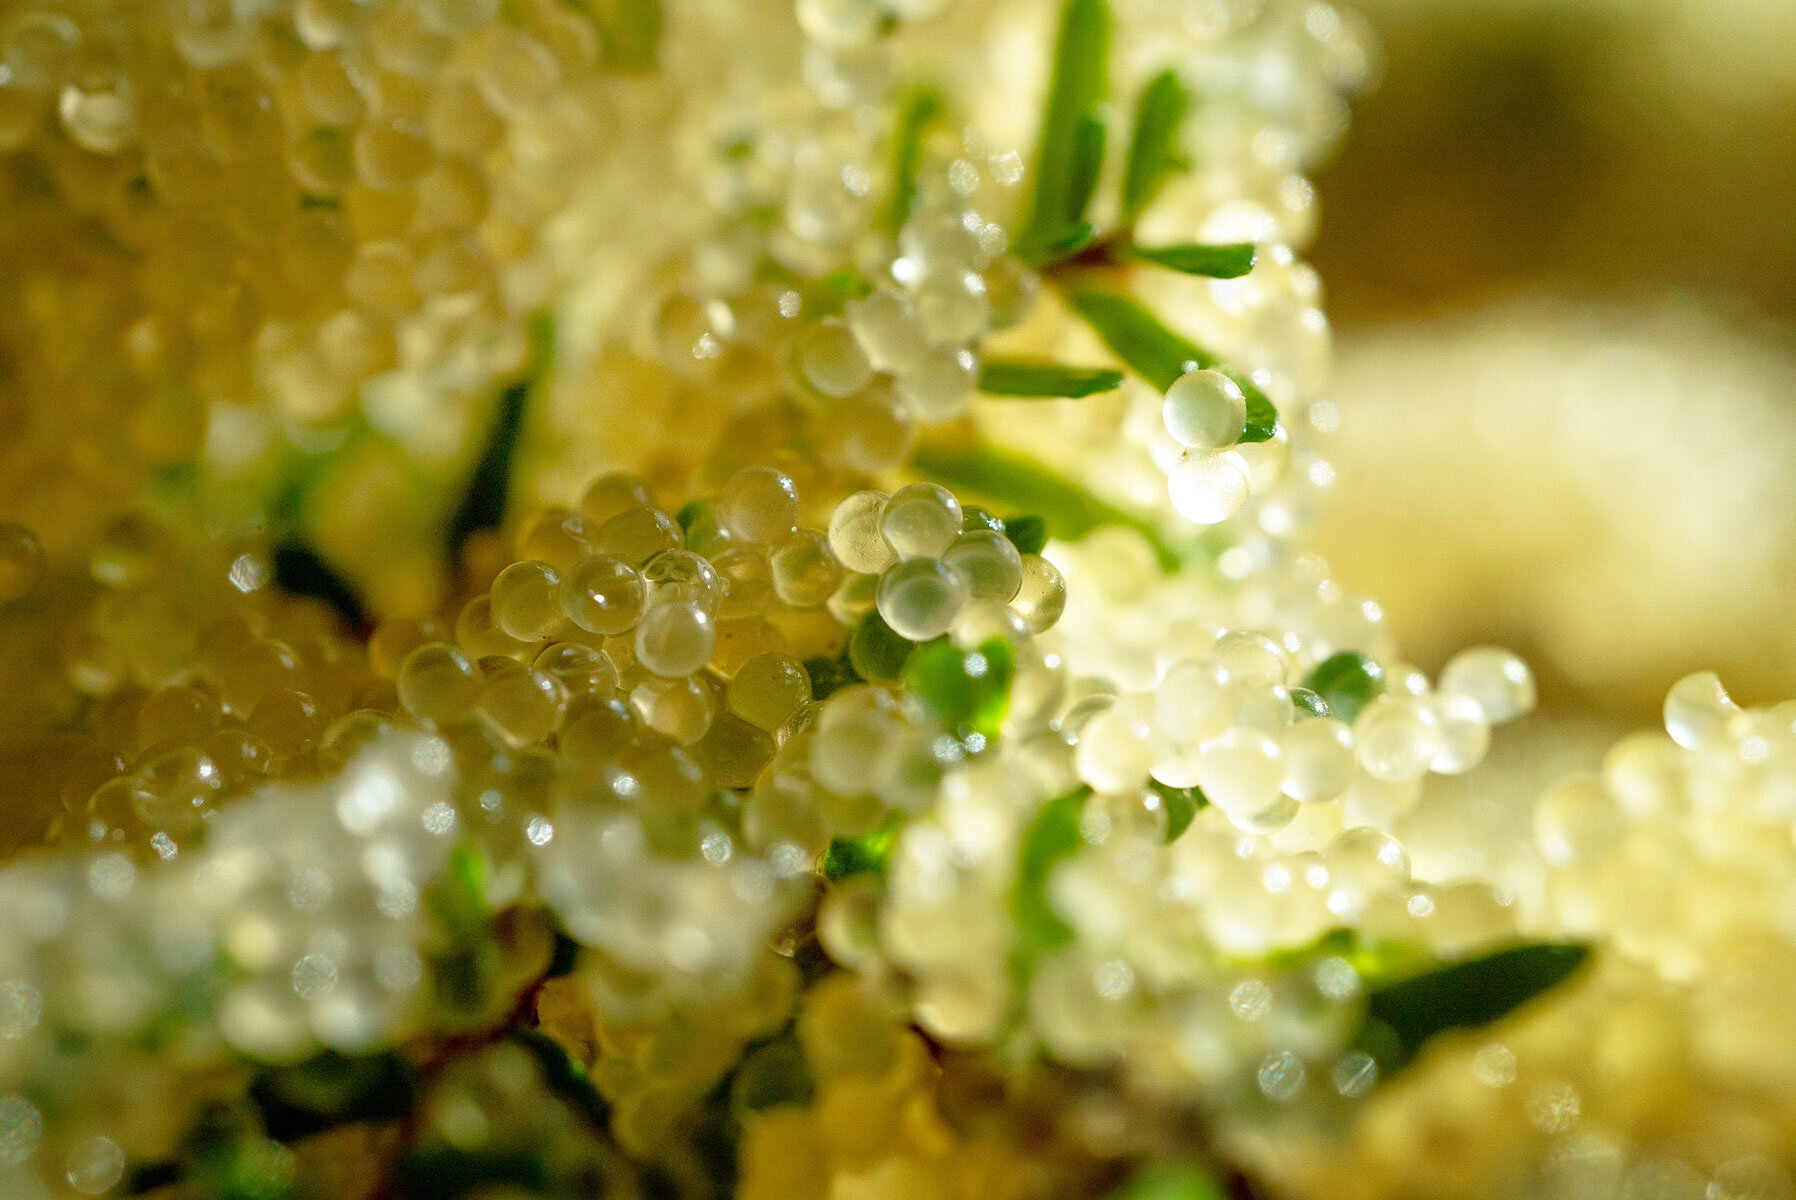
top-left (876, 558), bottom-right (970, 642)
top-left (713, 548), bottom-right (776, 619)
top-left (846, 289), bottom-right (926, 372)
top-left (1663, 671), bottom-right (1736, 751)
top-left (479, 663), bottom-right (568, 748)
top-left (1354, 694), bottom-right (1440, 783)
top-left (595, 505), bottom-right (682, 565)
top-left (826, 391), bottom-right (917, 473)
top-left (1325, 827), bottom-right (1410, 918)
top-left (1156, 659), bottom-right (1237, 743)
top-left (729, 653), bottom-right (812, 732)
top-left (1012, 554), bottom-right (1067, 634)
top-left (533, 642), bottom-right (619, 697)
top-left (491, 560), bottom-right (564, 642)
top-left (880, 482), bottom-right (962, 560)
top-left (799, 318), bottom-right (874, 397)
top-left (941, 529), bottom-right (1023, 601)
top-left (1169, 449), bottom-right (1252, 525)
top-left (1429, 692), bottom-right (1491, 775)
top-left (721, 466), bottom-right (801, 545)
top-left (796, 0), bottom-right (883, 48)
top-left (0, 521), bottom-right (45, 602)
top-left (517, 506), bottom-right (598, 572)
top-left (642, 549), bottom-right (722, 615)
top-left (398, 642), bottom-right (483, 726)
top-left (894, 346), bottom-right (977, 421)
top-left (949, 599), bottom-right (1029, 650)
top-left (631, 674), bottom-right (716, 745)
top-left (1281, 717), bottom-right (1355, 803)
top-left (418, 0), bottom-right (499, 35)
top-left (1075, 702), bottom-right (1157, 793)
top-left (60, 68), bottom-right (137, 154)
top-left (471, 26), bottom-right (560, 117)
top-left (770, 530), bottom-right (843, 608)
top-left (1213, 630), bottom-right (1289, 687)
top-left (827, 572), bottom-right (879, 625)
top-left (1439, 646), bottom-right (1536, 724)
top-left (1198, 728), bottom-right (1285, 821)
top-left (828, 490), bottom-right (896, 574)
top-left (1533, 773), bottom-right (1624, 867)
top-left (561, 554), bottom-right (646, 635)
top-left (1163, 368), bottom-right (1246, 449)
top-left (913, 267), bottom-right (991, 346)
top-left (635, 600), bottom-right (716, 677)
top-left (1601, 731), bottom-right (1683, 820)
top-left (580, 471), bottom-right (655, 526)
top-left (65, 1135), bottom-right (126, 1196)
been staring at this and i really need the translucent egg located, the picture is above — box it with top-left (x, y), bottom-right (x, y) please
top-left (397, 642), bottom-right (483, 726)
top-left (1663, 671), bottom-right (1736, 751)
top-left (1439, 646), bottom-right (1536, 725)
top-left (478, 663), bottom-right (568, 748)
top-left (799, 318), bottom-right (874, 397)
top-left (595, 505), bottom-right (682, 565)
top-left (634, 600), bottom-right (716, 677)
top-left (1012, 554), bottom-right (1067, 634)
top-left (1281, 717), bottom-right (1355, 803)
top-left (875, 558), bottom-right (970, 641)
top-left (490, 560), bottom-right (564, 642)
top-left (1354, 694), bottom-right (1440, 783)
top-left (1534, 773), bottom-right (1624, 867)
top-left (1074, 702), bottom-right (1157, 793)
top-left (880, 482), bottom-right (963, 560)
top-left (1163, 368), bottom-right (1246, 449)
top-left (642, 549), bottom-right (723, 615)
top-left (729, 653), bottom-right (812, 732)
top-left (770, 530), bottom-right (843, 608)
top-left (580, 471), bottom-right (655, 526)
top-left (895, 346), bottom-right (977, 422)
top-left (1429, 692), bottom-right (1491, 775)
top-left (720, 466), bottom-right (801, 545)
top-left (1156, 659), bottom-right (1237, 743)
top-left (0, 521), bottom-right (45, 602)
top-left (560, 554), bottom-right (646, 635)
top-left (1168, 449), bottom-right (1251, 525)
top-left (846, 289), bottom-right (926, 372)
top-left (533, 642), bottom-right (619, 698)
top-left (1198, 728), bottom-right (1285, 820)
top-left (941, 529), bottom-right (1023, 601)
top-left (828, 490), bottom-right (896, 574)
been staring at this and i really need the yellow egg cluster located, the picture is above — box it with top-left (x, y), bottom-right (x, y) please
top-left (5, 2), bottom-right (1795, 1200)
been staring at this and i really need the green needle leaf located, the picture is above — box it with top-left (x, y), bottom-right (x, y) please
top-left (1302, 651), bottom-right (1385, 724)
top-left (1015, 0), bottom-right (1111, 264)
top-left (903, 636), bottom-right (1016, 741)
top-left (573, 0), bottom-right (664, 71)
top-left (978, 359), bottom-right (1125, 398)
top-left (884, 85), bottom-right (945, 236)
top-left (821, 815), bottom-right (903, 883)
top-left (911, 437), bottom-right (1188, 570)
top-left (1120, 70), bottom-right (1190, 224)
top-left (1010, 786), bottom-right (1093, 980)
top-left (1360, 942), bottom-right (1593, 1071)
top-left (1130, 241), bottom-right (1258, 279)
top-left (1113, 1163), bottom-right (1225, 1200)
top-left (1064, 287), bottom-right (1278, 442)
top-left (848, 609), bottom-right (917, 681)
top-left (446, 313), bottom-right (554, 569)
top-left (1001, 513), bottom-right (1049, 556)
top-left (1148, 780), bottom-right (1206, 842)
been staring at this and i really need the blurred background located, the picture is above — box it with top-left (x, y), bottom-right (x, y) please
top-left (1303, 0), bottom-right (1796, 765)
